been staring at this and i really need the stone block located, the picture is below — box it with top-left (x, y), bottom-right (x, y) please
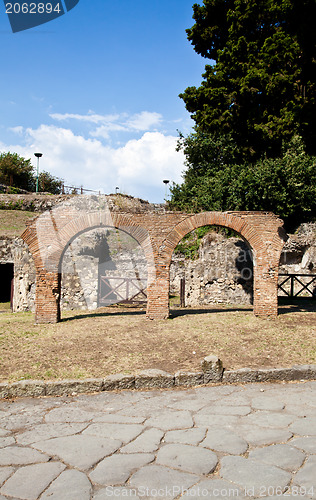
top-left (201, 355), bottom-right (223, 383)
top-left (135, 369), bottom-right (174, 389)
top-left (222, 368), bottom-right (259, 383)
top-left (7, 380), bottom-right (46, 398)
top-left (291, 364), bottom-right (316, 380)
top-left (0, 383), bottom-right (10, 399)
top-left (103, 373), bottom-right (135, 391)
top-left (45, 379), bottom-right (103, 397)
top-left (174, 371), bottom-right (204, 387)
top-left (256, 368), bottom-right (294, 382)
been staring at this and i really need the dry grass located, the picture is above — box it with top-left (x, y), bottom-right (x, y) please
top-left (0, 299), bottom-right (315, 383)
top-left (0, 210), bottom-right (36, 237)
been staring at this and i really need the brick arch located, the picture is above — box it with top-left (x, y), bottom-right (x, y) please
top-left (21, 201), bottom-right (286, 323)
top-left (160, 212), bottom-right (263, 264)
top-left (45, 212), bottom-right (156, 273)
top-left (146, 211), bottom-right (286, 320)
top-left (22, 210), bottom-right (157, 323)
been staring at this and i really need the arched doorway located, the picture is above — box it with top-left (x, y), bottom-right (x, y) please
top-left (170, 225), bottom-right (254, 310)
top-left (60, 226), bottom-right (148, 312)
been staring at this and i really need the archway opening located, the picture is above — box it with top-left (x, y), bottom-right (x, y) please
top-left (170, 225), bottom-right (254, 312)
top-left (60, 227), bottom-right (148, 313)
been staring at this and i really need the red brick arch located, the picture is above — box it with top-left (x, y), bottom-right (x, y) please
top-left (22, 209), bottom-right (157, 323)
top-left (21, 201), bottom-right (287, 323)
top-left (40, 211), bottom-right (157, 273)
top-left (160, 212), bottom-right (264, 264)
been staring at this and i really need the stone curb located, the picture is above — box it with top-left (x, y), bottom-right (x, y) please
top-left (1, 363), bottom-right (316, 399)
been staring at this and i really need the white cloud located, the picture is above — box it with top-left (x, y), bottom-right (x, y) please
top-left (49, 110), bottom-right (164, 137)
top-left (126, 111), bottom-right (162, 131)
top-left (9, 126), bottom-right (24, 134)
top-left (0, 125), bottom-right (184, 202)
top-left (49, 112), bottom-right (120, 124)
top-left (90, 123), bottom-right (128, 140)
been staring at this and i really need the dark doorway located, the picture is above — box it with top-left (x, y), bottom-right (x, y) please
top-left (0, 263), bottom-right (14, 303)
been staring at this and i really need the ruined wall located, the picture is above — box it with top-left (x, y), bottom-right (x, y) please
top-left (170, 232), bottom-right (253, 306)
top-left (0, 237), bottom-right (36, 311)
top-left (2, 220), bottom-right (315, 312)
top-left (170, 224), bottom-right (316, 306)
top-left (61, 227), bottom-right (147, 310)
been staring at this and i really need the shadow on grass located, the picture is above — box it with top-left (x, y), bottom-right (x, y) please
top-left (170, 306), bottom-right (253, 318)
top-left (278, 297), bottom-right (316, 314)
top-left (61, 297), bottom-right (315, 323)
top-left (61, 307), bottom-right (146, 323)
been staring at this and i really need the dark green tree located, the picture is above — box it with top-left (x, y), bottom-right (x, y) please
top-left (180, 0), bottom-right (316, 158)
top-left (0, 152), bottom-right (63, 194)
top-left (0, 152), bottom-right (34, 191)
top-left (38, 171), bottom-right (63, 194)
top-left (170, 134), bottom-right (316, 231)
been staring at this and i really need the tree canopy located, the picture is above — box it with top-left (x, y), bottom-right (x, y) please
top-left (0, 152), bottom-right (34, 192)
top-left (171, 0), bottom-right (316, 230)
top-left (0, 152), bottom-right (63, 194)
top-left (170, 133), bottom-right (316, 231)
top-left (180, 0), bottom-right (316, 158)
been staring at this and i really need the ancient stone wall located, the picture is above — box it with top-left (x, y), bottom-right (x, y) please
top-left (0, 237), bottom-right (35, 312)
top-left (2, 202), bottom-right (315, 313)
top-left (170, 223), bottom-right (316, 306)
top-left (20, 196), bottom-right (287, 321)
top-left (170, 232), bottom-right (253, 306)
top-left (61, 227), bottom-right (147, 310)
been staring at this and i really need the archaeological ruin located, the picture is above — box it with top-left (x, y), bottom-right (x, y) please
top-left (1, 194), bottom-right (315, 324)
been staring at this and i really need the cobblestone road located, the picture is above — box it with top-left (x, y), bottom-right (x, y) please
top-left (0, 381), bottom-right (315, 499)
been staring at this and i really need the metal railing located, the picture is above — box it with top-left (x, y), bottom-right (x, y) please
top-left (278, 274), bottom-right (316, 298)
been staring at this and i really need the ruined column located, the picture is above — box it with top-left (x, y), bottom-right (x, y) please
top-left (146, 263), bottom-right (170, 320)
top-left (253, 257), bottom-right (280, 318)
top-left (35, 270), bottom-right (61, 324)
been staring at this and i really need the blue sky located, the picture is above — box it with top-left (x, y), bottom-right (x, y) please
top-left (0, 0), bottom-right (206, 202)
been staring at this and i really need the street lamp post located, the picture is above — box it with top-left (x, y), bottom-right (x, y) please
top-left (34, 153), bottom-right (43, 193)
top-left (163, 179), bottom-right (170, 202)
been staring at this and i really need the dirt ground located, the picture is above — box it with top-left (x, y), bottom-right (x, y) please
top-left (0, 299), bottom-right (315, 383)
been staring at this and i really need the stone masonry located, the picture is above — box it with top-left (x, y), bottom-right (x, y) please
top-left (20, 195), bottom-right (287, 323)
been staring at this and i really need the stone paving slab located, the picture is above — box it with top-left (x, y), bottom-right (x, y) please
top-left (182, 478), bottom-right (243, 499)
top-left (120, 428), bottom-right (164, 453)
top-left (32, 435), bottom-right (122, 470)
top-left (0, 462), bottom-right (66, 499)
top-left (164, 428), bottom-right (207, 446)
top-left (220, 456), bottom-right (292, 495)
top-left (89, 453), bottom-right (155, 486)
top-left (290, 437), bottom-right (316, 453)
top-left (40, 469), bottom-right (92, 500)
top-left (93, 487), bottom-right (141, 500)
top-left (289, 417), bottom-right (316, 436)
top-left (293, 455), bottom-right (316, 498)
top-left (248, 444), bottom-right (306, 471)
top-left (156, 443), bottom-right (218, 474)
top-left (0, 380), bottom-right (315, 499)
top-left (0, 446), bottom-right (49, 466)
top-left (0, 467), bottom-right (14, 486)
top-left (129, 464), bottom-right (200, 499)
top-left (200, 428), bottom-right (248, 454)
top-left (16, 422), bottom-right (88, 445)
top-left (82, 423), bottom-right (144, 443)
